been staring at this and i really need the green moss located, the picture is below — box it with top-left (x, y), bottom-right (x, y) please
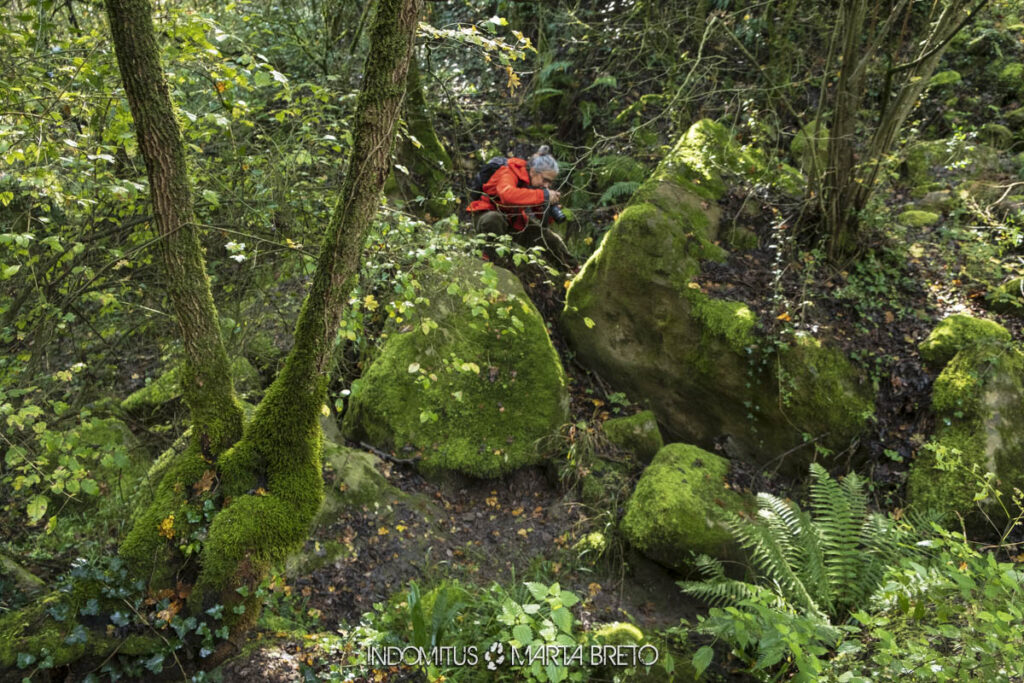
top-left (780, 335), bottom-right (874, 447)
top-left (0, 591), bottom-right (162, 670)
top-left (602, 410), bottom-right (663, 462)
top-left (621, 443), bottom-right (747, 570)
top-left (985, 278), bottom-right (1024, 316)
top-left (593, 622), bottom-right (645, 645)
top-left (121, 356), bottom-right (260, 413)
top-left (918, 314), bottom-right (1010, 367)
top-left (687, 292), bottom-right (757, 357)
top-left (790, 121), bottom-right (829, 175)
top-left (980, 123), bottom-right (1014, 150)
top-left (192, 358), bottom-right (326, 614)
top-left (908, 344), bottom-right (1024, 525)
top-left (897, 210), bottom-right (941, 227)
top-left (343, 258), bottom-right (568, 478)
top-left (121, 365), bottom-right (182, 413)
top-left (320, 441), bottom-right (392, 510)
top-left (928, 70), bottom-right (962, 87)
top-left (903, 140), bottom-right (949, 186)
top-left (998, 62), bottom-right (1024, 91)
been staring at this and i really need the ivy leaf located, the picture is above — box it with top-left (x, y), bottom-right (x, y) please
top-left (80, 478), bottom-right (99, 495)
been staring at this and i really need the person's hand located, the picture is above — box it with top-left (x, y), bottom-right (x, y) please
top-left (548, 189), bottom-right (561, 204)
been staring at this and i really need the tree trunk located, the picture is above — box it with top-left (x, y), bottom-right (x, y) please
top-left (191, 0), bottom-right (424, 648)
top-left (393, 55), bottom-right (454, 219)
top-left (105, 0), bottom-right (245, 581)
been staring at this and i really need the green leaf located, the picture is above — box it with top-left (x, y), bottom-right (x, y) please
top-left (526, 582), bottom-right (548, 601)
top-left (551, 606), bottom-right (573, 634)
top-left (512, 623), bottom-right (532, 644)
top-left (26, 495), bottom-right (47, 523)
top-left (80, 478), bottom-right (100, 495)
top-left (692, 646), bottom-right (714, 678)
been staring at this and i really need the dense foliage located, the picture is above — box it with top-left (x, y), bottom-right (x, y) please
top-left (5, 0), bottom-right (1024, 680)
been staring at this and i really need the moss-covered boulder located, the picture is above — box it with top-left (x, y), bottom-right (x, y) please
top-left (562, 120), bottom-right (873, 469)
top-left (343, 256), bottom-right (568, 478)
top-left (621, 444), bottom-right (747, 570)
top-left (903, 138), bottom-right (1001, 187)
top-left (907, 342), bottom-right (1024, 524)
top-left (979, 123), bottom-right (1013, 150)
top-left (603, 410), bottom-right (663, 462)
top-left (913, 190), bottom-right (957, 213)
top-left (918, 314), bottom-right (1011, 367)
top-left (897, 210), bottom-right (941, 227)
top-left (928, 70), bottom-right (962, 88)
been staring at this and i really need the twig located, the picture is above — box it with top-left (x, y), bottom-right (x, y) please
top-left (358, 441), bottom-right (422, 464)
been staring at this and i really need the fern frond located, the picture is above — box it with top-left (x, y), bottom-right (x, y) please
top-left (727, 508), bottom-right (822, 617)
top-left (599, 181), bottom-right (641, 205)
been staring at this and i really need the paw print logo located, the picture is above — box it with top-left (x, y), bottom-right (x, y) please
top-left (484, 641), bottom-right (505, 670)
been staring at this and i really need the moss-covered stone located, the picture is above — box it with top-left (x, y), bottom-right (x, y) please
top-left (918, 314), bottom-right (1011, 367)
top-left (897, 210), bottom-right (941, 227)
top-left (779, 334), bottom-right (875, 448)
top-left (343, 256), bottom-right (568, 478)
top-left (790, 121), bottom-right (829, 175)
top-left (562, 120), bottom-right (873, 469)
top-left (997, 62), bottom-right (1024, 94)
top-left (979, 123), bottom-right (1013, 150)
top-left (320, 441), bottom-right (391, 510)
top-left (603, 410), bottom-right (663, 462)
top-left (914, 190), bottom-right (957, 213)
top-left (621, 444), bottom-right (747, 570)
top-left (908, 343), bottom-right (1024, 525)
top-left (903, 139), bottom-right (1000, 187)
top-left (984, 278), bottom-right (1024, 316)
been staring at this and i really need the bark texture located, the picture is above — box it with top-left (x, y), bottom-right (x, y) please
top-left (104, 0), bottom-right (243, 452)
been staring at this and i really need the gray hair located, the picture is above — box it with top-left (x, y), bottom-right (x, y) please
top-left (528, 145), bottom-right (559, 175)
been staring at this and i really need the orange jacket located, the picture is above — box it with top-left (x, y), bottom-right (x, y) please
top-left (466, 157), bottom-right (550, 232)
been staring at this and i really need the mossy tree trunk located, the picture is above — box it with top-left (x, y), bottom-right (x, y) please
top-left (394, 54), bottom-right (453, 219)
top-left (184, 0), bottom-right (424, 646)
top-left (105, 0), bottom-right (423, 660)
top-left (105, 0), bottom-right (243, 457)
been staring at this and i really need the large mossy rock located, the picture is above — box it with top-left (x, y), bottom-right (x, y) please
top-left (621, 443), bottom-right (748, 570)
top-left (918, 314), bottom-right (1011, 367)
top-left (342, 256), bottom-right (569, 478)
top-left (562, 120), bottom-right (872, 469)
top-left (908, 338), bottom-right (1024, 525)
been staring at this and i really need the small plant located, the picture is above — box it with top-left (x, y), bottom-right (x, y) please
top-left (680, 463), bottom-right (912, 678)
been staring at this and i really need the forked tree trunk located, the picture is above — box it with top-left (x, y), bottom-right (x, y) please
top-left (104, 0), bottom-right (423, 663)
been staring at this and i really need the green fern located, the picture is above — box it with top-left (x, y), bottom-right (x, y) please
top-left (681, 464), bottom-right (907, 621)
top-left (598, 181), bottom-right (640, 206)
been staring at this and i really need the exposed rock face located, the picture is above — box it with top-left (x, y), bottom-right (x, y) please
top-left (562, 120), bottom-right (873, 470)
top-left (909, 318), bottom-right (1024, 525)
top-left (620, 443), bottom-right (748, 570)
top-left (343, 256), bottom-right (569, 478)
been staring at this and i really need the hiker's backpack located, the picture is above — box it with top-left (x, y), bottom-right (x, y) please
top-left (468, 156), bottom-right (508, 201)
